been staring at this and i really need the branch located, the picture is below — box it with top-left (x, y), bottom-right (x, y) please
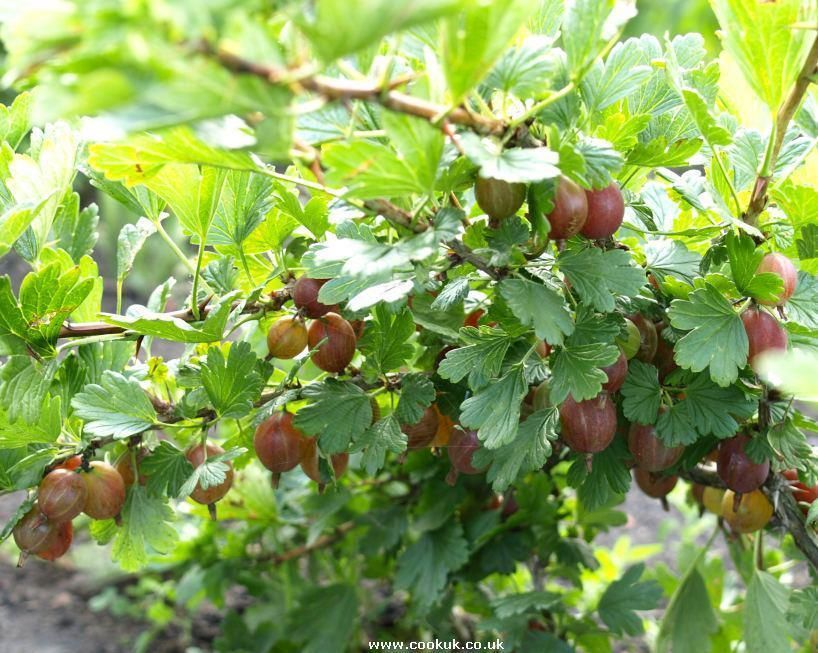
top-left (446, 240), bottom-right (505, 280)
top-left (744, 31), bottom-right (818, 226)
top-left (679, 465), bottom-right (818, 571)
top-left (58, 290), bottom-right (290, 340)
top-left (213, 49), bottom-right (504, 135)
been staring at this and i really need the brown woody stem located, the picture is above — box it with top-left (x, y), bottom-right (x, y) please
top-left (744, 32), bottom-right (818, 226)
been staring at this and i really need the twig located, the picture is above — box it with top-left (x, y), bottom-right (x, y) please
top-left (679, 465), bottom-right (818, 571)
top-left (213, 48), bottom-right (504, 135)
top-left (744, 31), bottom-right (818, 226)
top-left (446, 240), bottom-right (505, 280)
top-left (57, 291), bottom-right (290, 339)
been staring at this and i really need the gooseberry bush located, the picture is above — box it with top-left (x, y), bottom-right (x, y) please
top-left (0, 0), bottom-right (817, 651)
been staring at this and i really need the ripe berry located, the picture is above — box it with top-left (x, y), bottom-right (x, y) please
top-left (782, 469), bottom-right (818, 512)
top-left (741, 307), bottom-right (788, 370)
top-left (431, 405), bottom-right (455, 447)
top-left (13, 504), bottom-right (59, 556)
top-left (616, 319), bottom-right (641, 360)
top-left (254, 412), bottom-right (304, 473)
top-left (535, 340), bottom-right (551, 358)
top-left (601, 350), bottom-right (628, 393)
top-left (702, 486), bottom-right (726, 516)
top-left (82, 461), bottom-right (126, 520)
top-left (267, 316), bottom-right (308, 359)
top-left (627, 422), bottom-right (684, 472)
top-left (293, 277), bottom-right (338, 318)
top-left (634, 468), bottom-right (677, 498)
top-left (654, 322), bottom-right (678, 381)
top-left (756, 252), bottom-right (797, 306)
top-left (186, 443), bottom-right (234, 505)
top-left (446, 427), bottom-right (483, 484)
top-left (546, 177), bottom-right (588, 239)
top-left (308, 313), bottom-right (357, 373)
top-left (717, 435), bottom-right (769, 494)
top-left (474, 177), bottom-right (526, 221)
top-left (401, 405), bottom-right (440, 449)
top-left (581, 184), bottom-right (625, 239)
top-left (38, 468), bottom-right (88, 523)
top-left (722, 489), bottom-right (773, 533)
top-left (629, 314), bottom-right (658, 363)
top-left (464, 309), bottom-right (485, 328)
top-left (36, 521), bottom-right (73, 562)
top-left (299, 437), bottom-right (348, 483)
top-left (54, 455), bottom-right (82, 472)
top-left (559, 393), bottom-right (617, 454)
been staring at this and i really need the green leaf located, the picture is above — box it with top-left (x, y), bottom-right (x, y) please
top-left (293, 379), bottom-right (372, 454)
top-left (581, 39), bottom-right (652, 112)
top-left (395, 521), bottom-right (470, 610)
top-left (441, 0), bottom-right (536, 103)
top-left (0, 265), bottom-right (94, 357)
top-left (621, 361), bottom-right (662, 425)
top-left (295, 0), bottom-right (462, 62)
top-left (668, 284), bottom-right (748, 386)
top-left (141, 441), bottom-right (194, 498)
top-left (485, 37), bottom-right (560, 99)
top-left (289, 584), bottom-right (358, 653)
top-left (597, 563), bottom-right (662, 636)
top-left (200, 342), bottom-right (263, 419)
top-left (100, 291), bottom-right (239, 343)
top-left (500, 278), bottom-right (574, 346)
top-left (357, 305), bottom-right (415, 378)
top-left (657, 566), bottom-right (718, 653)
top-left (323, 140), bottom-right (431, 199)
top-left (461, 133), bottom-right (560, 184)
top-left (0, 91), bottom-right (33, 149)
top-left (459, 367), bottom-right (528, 449)
top-left (558, 246), bottom-right (646, 313)
top-left (0, 494), bottom-right (36, 544)
top-left (744, 570), bottom-right (791, 653)
top-left (143, 164), bottom-right (226, 240)
top-left (210, 170), bottom-right (274, 248)
top-left (395, 373), bottom-right (436, 425)
top-left (472, 408), bottom-right (559, 491)
top-left (438, 327), bottom-right (513, 389)
top-left (430, 277), bottom-right (470, 311)
top-left (711, 0), bottom-right (813, 110)
top-left (382, 111), bottom-right (444, 196)
top-left (788, 272), bottom-right (818, 330)
top-left (0, 204), bottom-right (37, 258)
top-left (88, 127), bottom-right (256, 186)
top-left (110, 485), bottom-right (178, 572)
top-left (725, 232), bottom-right (782, 303)
top-left (569, 438), bottom-right (631, 510)
top-left (562, 0), bottom-right (615, 74)
top-left (644, 239), bottom-right (701, 285)
top-left (116, 217), bottom-right (156, 283)
top-left (490, 590), bottom-right (561, 619)
top-left (788, 587), bottom-right (818, 631)
top-left (549, 342), bottom-right (620, 404)
top-left (0, 356), bottom-right (57, 424)
top-left (0, 395), bottom-right (61, 447)
top-left (71, 371), bottom-right (157, 438)
top-left (6, 122), bottom-right (79, 256)
top-left (54, 195), bottom-right (99, 263)
top-left (352, 415), bottom-right (406, 475)
top-left (671, 374), bottom-right (755, 441)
